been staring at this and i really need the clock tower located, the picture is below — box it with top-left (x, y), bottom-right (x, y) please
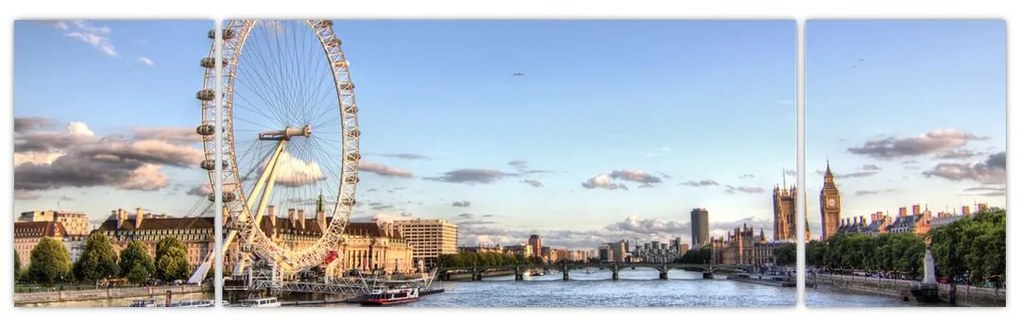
top-left (819, 160), bottom-right (841, 241)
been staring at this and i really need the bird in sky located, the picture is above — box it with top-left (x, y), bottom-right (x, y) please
top-left (512, 72), bottom-right (525, 77)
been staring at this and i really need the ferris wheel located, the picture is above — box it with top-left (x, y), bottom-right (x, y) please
top-left (196, 19), bottom-right (360, 276)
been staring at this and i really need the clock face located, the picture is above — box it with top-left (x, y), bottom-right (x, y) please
top-left (827, 198), bottom-right (837, 208)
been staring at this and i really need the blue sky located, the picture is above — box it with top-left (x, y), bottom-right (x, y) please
top-left (14, 20), bottom-right (796, 250)
top-left (13, 20), bottom-right (214, 223)
top-left (806, 20), bottom-right (1006, 239)
top-left (337, 20), bottom-right (796, 248)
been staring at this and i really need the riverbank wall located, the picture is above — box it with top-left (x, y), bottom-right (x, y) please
top-left (813, 274), bottom-right (1005, 307)
top-left (444, 270), bottom-right (515, 281)
top-left (14, 284), bottom-right (213, 305)
top-left (728, 275), bottom-right (795, 287)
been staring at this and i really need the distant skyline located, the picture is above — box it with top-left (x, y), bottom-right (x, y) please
top-left (14, 20), bottom-right (797, 250)
top-left (806, 20), bottom-right (1006, 240)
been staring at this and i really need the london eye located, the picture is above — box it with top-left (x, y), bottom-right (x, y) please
top-left (196, 19), bottom-right (360, 278)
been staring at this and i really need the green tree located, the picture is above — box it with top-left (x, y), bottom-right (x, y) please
top-left (126, 262), bottom-right (152, 284)
top-left (14, 250), bottom-right (21, 280)
top-left (27, 237), bottom-right (72, 284)
top-left (805, 240), bottom-right (828, 268)
top-left (155, 237), bottom-right (190, 281)
top-left (773, 243), bottom-right (796, 266)
top-left (678, 247), bottom-right (712, 264)
top-left (119, 240), bottom-right (154, 283)
top-left (932, 208), bottom-right (1006, 286)
top-left (74, 233), bottom-right (120, 282)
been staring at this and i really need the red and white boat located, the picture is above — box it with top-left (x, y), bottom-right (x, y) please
top-left (360, 287), bottom-right (420, 306)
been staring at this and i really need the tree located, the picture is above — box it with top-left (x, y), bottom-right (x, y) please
top-left (678, 247), bottom-right (712, 264)
top-left (805, 240), bottom-right (828, 268)
top-left (27, 237), bottom-right (72, 284)
top-left (14, 250), bottom-right (21, 280)
top-left (74, 233), bottom-right (120, 282)
top-left (932, 208), bottom-right (1006, 286)
top-left (155, 237), bottom-right (190, 281)
top-left (119, 240), bottom-right (154, 283)
top-left (126, 262), bottom-right (152, 284)
top-left (773, 244), bottom-right (796, 266)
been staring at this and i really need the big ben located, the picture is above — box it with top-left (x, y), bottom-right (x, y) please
top-left (819, 161), bottom-right (841, 240)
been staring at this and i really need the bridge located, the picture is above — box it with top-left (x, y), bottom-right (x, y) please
top-left (438, 262), bottom-right (751, 281)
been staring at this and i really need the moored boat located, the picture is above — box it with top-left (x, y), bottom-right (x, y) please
top-left (361, 287), bottom-right (420, 306)
top-left (234, 297), bottom-right (281, 307)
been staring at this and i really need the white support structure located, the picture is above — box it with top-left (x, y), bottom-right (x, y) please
top-left (199, 19), bottom-right (362, 280)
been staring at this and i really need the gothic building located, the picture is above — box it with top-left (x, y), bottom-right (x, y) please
top-left (772, 175), bottom-right (798, 241)
top-left (819, 161), bottom-right (842, 241)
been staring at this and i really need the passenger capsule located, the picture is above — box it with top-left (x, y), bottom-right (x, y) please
top-left (345, 129), bottom-right (360, 138)
top-left (208, 29), bottom-right (235, 40)
top-left (325, 38), bottom-right (342, 47)
top-left (196, 124), bottom-right (216, 136)
top-left (200, 159), bottom-right (229, 171)
top-left (338, 82), bottom-right (355, 90)
top-left (333, 60), bottom-right (349, 68)
top-left (345, 152), bottom-right (361, 162)
top-left (340, 198), bottom-right (356, 206)
top-left (344, 175), bottom-right (359, 183)
top-left (207, 192), bottom-right (237, 203)
top-left (317, 20), bottom-right (333, 28)
top-left (196, 89), bottom-right (216, 101)
top-left (200, 57), bottom-right (226, 68)
top-left (343, 105), bottom-right (359, 115)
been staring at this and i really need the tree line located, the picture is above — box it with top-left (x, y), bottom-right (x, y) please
top-left (437, 252), bottom-right (545, 268)
top-left (806, 208), bottom-right (1005, 287)
top-left (14, 233), bottom-right (194, 286)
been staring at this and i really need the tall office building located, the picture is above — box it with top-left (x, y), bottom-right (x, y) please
top-left (392, 218), bottom-right (458, 269)
top-left (528, 234), bottom-right (543, 259)
top-left (690, 208), bottom-right (709, 247)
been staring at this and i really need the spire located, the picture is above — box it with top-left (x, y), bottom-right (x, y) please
top-left (823, 159), bottom-right (835, 185)
top-left (782, 167), bottom-right (786, 189)
top-left (316, 191), bottom-right (326, 213)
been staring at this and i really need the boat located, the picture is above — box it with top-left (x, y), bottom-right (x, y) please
top-left (235, 297), bottom-right (282, 307)
top-left (129, 299), bottom-right (160, 307)
top-left (129, 298), bottom-right (215, 307)
top-left (169, 299), bottom-right (215, 307)
top-left (361, 287), bottom-right (420, 306)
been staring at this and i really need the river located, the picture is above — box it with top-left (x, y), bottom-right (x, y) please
top-left (299, 268), bottom-right (798, 307)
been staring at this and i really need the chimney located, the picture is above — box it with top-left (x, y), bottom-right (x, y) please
top-left (114, 209), bottom-right (125, 229)
top-left (135, 207), bottom-right (144, 229)
top-left (298, 209), bottom-right (306, 229)
top-left (268, 205), bottom-right (277, 228)
top-left (912, 204), bottom-right (921, 216)
top-left (898, 207), bottom-right (907, 217)
top-left (962, 206), bottom-right (971, 216)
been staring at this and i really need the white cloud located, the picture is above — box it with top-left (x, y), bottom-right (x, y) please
top-left (137, 57), bottom-right (154, 66)
top-left (272, 152), bottom-right (327, 187)
top-left (120, 164), bottom-right (168, 191)
top-left (581, 174), bottom-right (627, 190)
top-left (54, 20), bottom-right (117, 57)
